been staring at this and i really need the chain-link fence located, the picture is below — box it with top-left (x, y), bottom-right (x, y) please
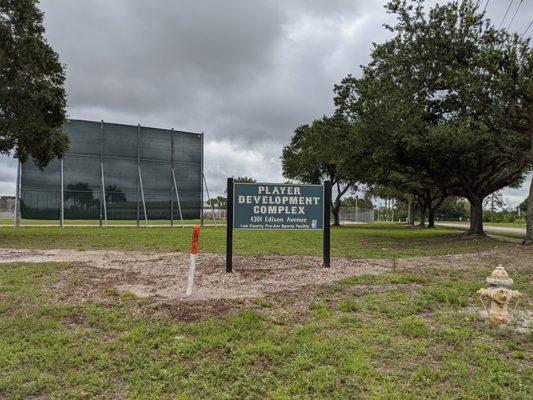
top-left (337, 207), bottom-right (374, 224)
top-left (202, 206), bottom-right (226, 221)
top-left (0, 211), bottom-right (13, 219)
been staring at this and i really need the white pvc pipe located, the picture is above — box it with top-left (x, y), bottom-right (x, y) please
top-left (186, 253), bottom-right (197, 296)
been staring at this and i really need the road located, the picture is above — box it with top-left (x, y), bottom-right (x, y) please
top-left (436, 222), bottom-right (526, 243)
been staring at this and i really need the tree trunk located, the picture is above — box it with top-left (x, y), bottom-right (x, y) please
top-left (467, 196), bottom-right (485, 236)
top-left (332, 201), bottom-right (341, 227)
top-left (419, 207), bottom-right (426, 227)
top-left (427, 210), bottom-right (435, 228)
top-left (408, 200), bottom-right (415, 225)
top-left (524, 178), bottom-right (533, 245)
top-left (427, 197), bottom-right (446, 229)
top-left (407, 197), bottom-right (413, 225)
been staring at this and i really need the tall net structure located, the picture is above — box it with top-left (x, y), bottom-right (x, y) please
top-left (19, 119), bottom-right (203, 223)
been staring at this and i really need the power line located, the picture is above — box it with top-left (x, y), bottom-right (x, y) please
top-left (498, 0), bottom-right (515, 29)
top-left (483, 0), bottom-right (490, 13)
top-left (506, 0), bottom-right (524, 30)
top-left (521, 18), bottom-right (533, 38)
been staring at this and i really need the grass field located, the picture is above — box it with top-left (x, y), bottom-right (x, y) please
top-left (0, 224), bottom-right (508, 259)
top-left (1, 261), bottom-right (531, 399)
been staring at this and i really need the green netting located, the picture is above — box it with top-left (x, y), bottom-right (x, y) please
top-left (63, 154), bottom-right (101, 220)
top-left (141, 126), bottom-right (172, 161)
top-left (103, 123), bottom-right (138, 158)
top-left (20, 119), bottom-right (202, 221)
top-left (173, 131), bottom-right (203, 163)
top-left (20, 189), bottom-right (60, 219)
top-left (65, 120), bottom-right (102, 155)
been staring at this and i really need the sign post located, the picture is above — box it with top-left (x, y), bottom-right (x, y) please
top-left (226, 178), bottom-right (234, 273)
top-left (226, 180), bottom-right (331, 272)
top-left (323, 181), bottom-right (331, 268)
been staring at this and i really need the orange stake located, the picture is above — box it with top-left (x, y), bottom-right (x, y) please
top-left (191, 225), bottom-right (200, 254)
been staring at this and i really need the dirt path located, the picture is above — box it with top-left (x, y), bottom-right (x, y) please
top-left (1, 246), bottom-right (531, 301)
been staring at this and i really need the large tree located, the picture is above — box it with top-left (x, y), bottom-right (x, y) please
top-left (234, 176), bottom-right (256, 183)
top-left (335, 0), bottom-right (531, 236)
top-left (282, 115), bottom-right (358, 226)
top-left (0, 0), bottom-right (68, 168)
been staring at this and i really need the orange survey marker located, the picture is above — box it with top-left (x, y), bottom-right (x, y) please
top-left (191, 225), bottom-right (201, 254)
top-left (186, 225), bottom-right (201, 296)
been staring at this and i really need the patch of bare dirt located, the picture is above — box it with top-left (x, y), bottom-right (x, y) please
top-left (0, 245), bottom-right (530, 305)
top-left (0, 248), bottom-right (389, 301)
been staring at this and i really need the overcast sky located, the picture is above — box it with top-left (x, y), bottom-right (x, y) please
top-left (1, 0), bottom-right (532, 206)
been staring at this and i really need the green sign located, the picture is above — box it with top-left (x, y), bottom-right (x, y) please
top-left (233, 183), bottom-right (324, 230)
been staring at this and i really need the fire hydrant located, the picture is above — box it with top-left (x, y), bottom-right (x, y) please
top-left (477, 265), bottom-right (521, 325)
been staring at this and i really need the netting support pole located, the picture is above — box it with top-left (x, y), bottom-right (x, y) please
top-left (13, 159), bottom-right (21, 228)
top-left (60, 158), bottom-right (64, 227)
top-left (138, 166), bottom-right (148, 227)
top-left (203, 173), bottom-right (217, 226)
top-left (101, 162), bottom-right (108, 226)
top-left (172, 168), bottom-right (185, 228)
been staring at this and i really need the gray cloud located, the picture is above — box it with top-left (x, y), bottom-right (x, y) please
top-left (1, 0), bottom-right (532, 201)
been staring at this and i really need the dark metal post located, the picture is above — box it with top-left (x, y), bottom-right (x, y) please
top-left (136, 124), bottom-right (140, 227)
top-left (60, 158), bottom-right (64, 227)
top-left (170, 129), bottom-right (174, 227)
top-left (200, 132), bottom-right (204, 226)
top-left (323, 180), bottom-right (331, 268)
top-left (226, 177), bottom-right (234, 273)
top-left (99, 120), bottom-right (104, 227)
